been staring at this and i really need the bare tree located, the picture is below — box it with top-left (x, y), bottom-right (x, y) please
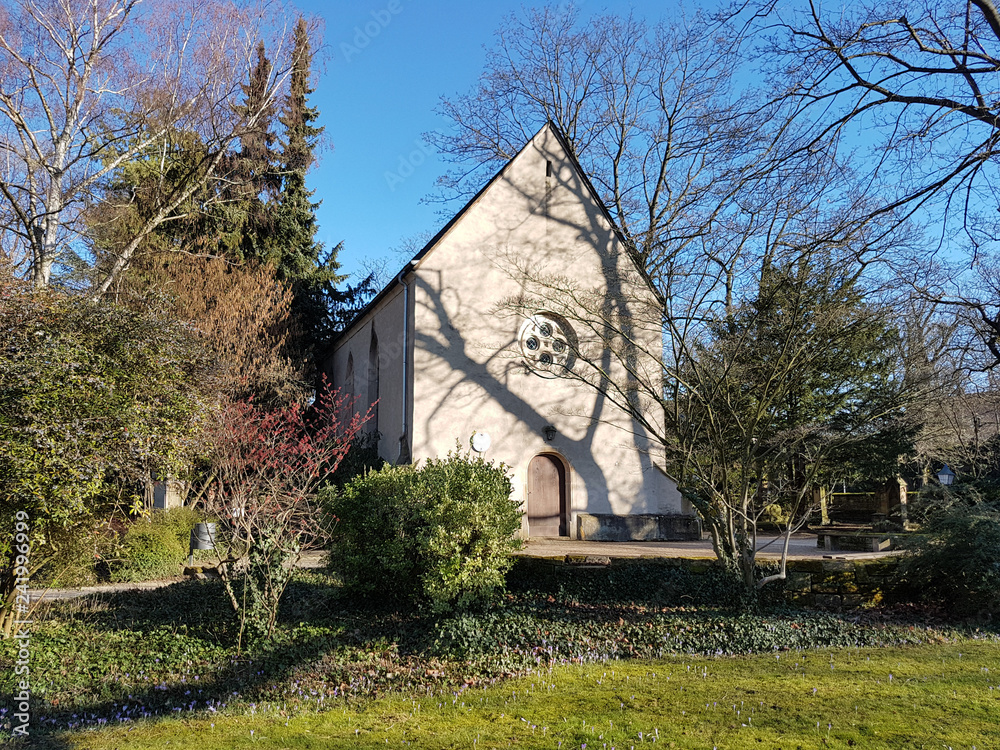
top-left (898, 293), bottom-right (1000, 481)
top-left (429, 6), bottom-right (773, 292)
top-left (430, 5), bottom-right (914, 309)
top-left (757, 0), bottom-right (1000, 365)
top-left (202, 390), bottom-right (369, 650)
top-left (501, 208), bottom-right (916, 591)
top-left (0, 0), bottom-right (294, 291)
top-left (915, 251), bottom-right (1000, 371)
top-left (440, 5), bottom-right (924, 592)
top-left (925, 384), bottom-right (1000, 479)
top-left (760, 0), bottom-right (1000, 239)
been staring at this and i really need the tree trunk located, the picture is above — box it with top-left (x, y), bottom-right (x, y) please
top-left (0, 544), bottom-right (18, 638)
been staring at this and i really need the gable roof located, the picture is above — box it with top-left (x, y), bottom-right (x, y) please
top-left (328, 121), bottom-right (639, 349)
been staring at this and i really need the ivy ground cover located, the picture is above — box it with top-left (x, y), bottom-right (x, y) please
top-left (2, 565), bottom-right (997, 747)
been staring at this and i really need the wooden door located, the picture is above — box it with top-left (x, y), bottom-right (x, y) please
top-left (527, 454), bottom-right (566, 536)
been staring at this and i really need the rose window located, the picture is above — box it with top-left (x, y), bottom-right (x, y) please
top-left (518, 313), bottom-right (574, 374)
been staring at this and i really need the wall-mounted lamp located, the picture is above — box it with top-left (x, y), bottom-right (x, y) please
top-left (542, 425), bottom-right (557, 442)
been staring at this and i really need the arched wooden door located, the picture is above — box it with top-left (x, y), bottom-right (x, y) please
top-left (527, 454), bottom-right (567, 537)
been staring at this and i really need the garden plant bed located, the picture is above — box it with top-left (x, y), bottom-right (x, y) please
top-left (2, 563), bottom-right (995, 747)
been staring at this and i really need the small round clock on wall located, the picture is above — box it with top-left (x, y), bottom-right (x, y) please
top-left (471, 431), bottom-right (491, 453)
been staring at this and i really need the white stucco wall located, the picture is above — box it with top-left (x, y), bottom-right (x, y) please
top-left (323, 283), bottom-right (411, 465)
top-left (407, 125), bottom-right (686, 536)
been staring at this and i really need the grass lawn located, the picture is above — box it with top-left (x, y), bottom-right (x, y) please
top-left (43, 639), bottom-right (1000, 749)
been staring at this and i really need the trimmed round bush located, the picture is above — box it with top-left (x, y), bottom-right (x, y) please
top-left (326, 450), bottom-right (522, 612)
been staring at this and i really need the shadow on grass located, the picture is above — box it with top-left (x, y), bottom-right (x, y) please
top-left (16, 623), bottom-right (340, 749)
top-left (17, 560), bottom-right (982, 748)
top-left (20, 573), bottom-right (445, 743)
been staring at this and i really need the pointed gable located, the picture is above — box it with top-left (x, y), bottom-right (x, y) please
top-left (330, 121), bottom-right (638, 348)
top-left (408, 121), bottom-right (634, 276)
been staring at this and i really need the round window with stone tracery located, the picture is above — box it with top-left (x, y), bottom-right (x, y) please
top-left (518, 313), bottom-right (575, 375)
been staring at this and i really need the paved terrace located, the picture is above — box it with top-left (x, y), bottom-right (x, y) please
top-left (516, 532), bottom-right (899, 562)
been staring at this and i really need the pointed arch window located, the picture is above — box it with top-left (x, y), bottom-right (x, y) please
top-left (345, 353), bottom-right (355, 417)
top-left (368, 330), bottom-right (380, 431)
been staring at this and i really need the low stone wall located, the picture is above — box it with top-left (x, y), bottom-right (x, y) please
top-left (779, 557), bottom-right (901, 609)
top-left (514, 554), bottom-right (902, 611)
top-left (576, 513), bottom-right (702, 541)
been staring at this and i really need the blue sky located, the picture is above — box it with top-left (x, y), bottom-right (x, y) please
top-left (296, 0), bottom-right (672, 282)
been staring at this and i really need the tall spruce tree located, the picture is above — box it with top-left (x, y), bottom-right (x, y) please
top-left (88, 18), bottom-right (363, 354)
top-left (234, 42), bottom-right (281, 265)
top-left (275, 16), bottom-right (346, 350)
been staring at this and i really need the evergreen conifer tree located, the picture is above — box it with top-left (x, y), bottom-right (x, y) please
top-left (275, 16), bottom-right (346, 349)
top-left (234, 42), bottom-right (281, 265)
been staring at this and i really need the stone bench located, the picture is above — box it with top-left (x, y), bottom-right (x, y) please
top-left (816, 531), bottom-right (894, 552)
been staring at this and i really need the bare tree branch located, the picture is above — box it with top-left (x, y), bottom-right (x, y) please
top-left (0, 0), bottom-right (295, 289)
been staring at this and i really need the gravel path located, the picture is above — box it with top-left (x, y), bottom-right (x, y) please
top-left (28, 537), bottom-right (894, 602)
top-left (27, 550), bottom-right (328, 602)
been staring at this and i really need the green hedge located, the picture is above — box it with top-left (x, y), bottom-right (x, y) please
top-left (111, 507), bottom-right (201, 583)
top-left (326, 451), bottom-right (522, 612)
top-left (895, 488), bottom-right (1000, 616)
